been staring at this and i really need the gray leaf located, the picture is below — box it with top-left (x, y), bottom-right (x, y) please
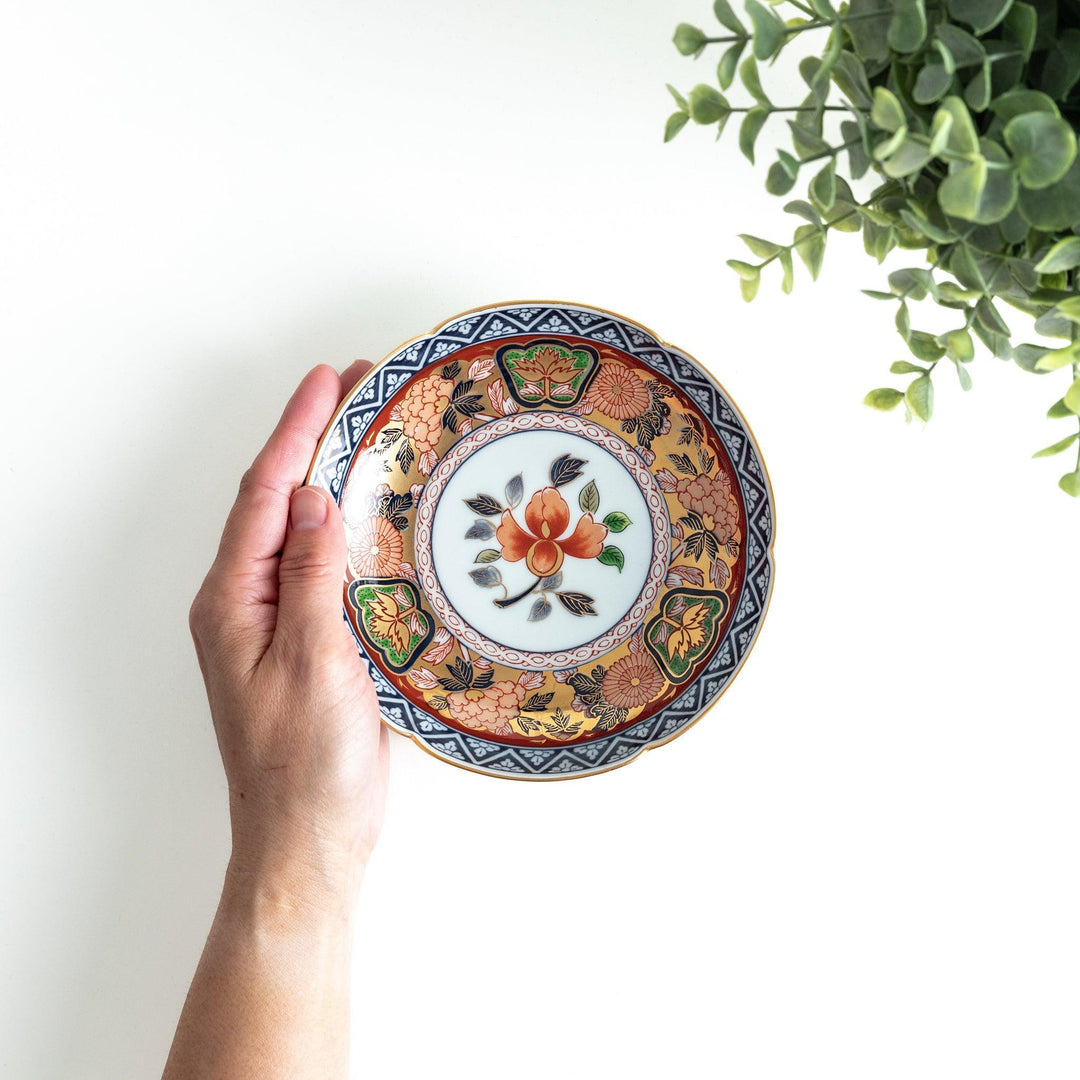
top-left (469, 567), bottom-right (503, 588)
top-left (465, 519), bottom-right (495, 540)
top-left (528, 597), bottom-right (552, 621)
top-left (540, 571), bottom-right (563, 591)
top-left (505, 474), bottom-right (524, 508)
top-left (578, 479), bottom-right (599, 514)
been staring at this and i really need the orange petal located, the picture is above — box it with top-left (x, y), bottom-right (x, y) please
top-left (495, 511), bottom-right (533, 562)
top-left (524, 486), bottom-right (570, 540)
top-left (560, 513), bottom-right (608, 560)
top-left (525, 539), bottom-right (563, 577)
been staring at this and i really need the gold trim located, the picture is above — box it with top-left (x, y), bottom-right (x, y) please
top-left (305, 299), bottom-right (777, 782)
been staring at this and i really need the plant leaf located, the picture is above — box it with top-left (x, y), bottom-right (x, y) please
top-left (864, 387), bottom-right (905, 410)
top-left (1033, 433), bottom-right (1079, 458)
top-left (597, 546), bottom-right (625, 572)
top-left (475, 549), bottom-right (501, 564)
top-left (603, 511), bottom-right (632, 532)
top-left (578, 480), bottom-right (600, 514)
top-left (906, 374), bottom-right (934, 420)
top-left (739, 107), bottom-right (770, 163)
top-left (745, 0), bottom-right (786, 60)
top-left (1004, 112), bottom-right (1078, 190)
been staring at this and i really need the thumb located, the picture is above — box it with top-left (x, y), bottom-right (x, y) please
top-left (275, 485), bottom-right (350, 652)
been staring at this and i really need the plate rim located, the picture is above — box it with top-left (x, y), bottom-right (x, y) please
top-left (306, 298), bottom-right (777, 781)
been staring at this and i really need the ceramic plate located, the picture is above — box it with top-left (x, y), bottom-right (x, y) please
top-left (308, 302), bottom-right (774, 780)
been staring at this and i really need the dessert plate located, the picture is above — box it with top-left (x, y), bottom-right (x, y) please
top-left (307, 302), bottom-right (774, 780)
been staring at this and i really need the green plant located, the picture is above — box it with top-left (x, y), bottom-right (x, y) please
top-left (666, 0), bottom-right (1080, 495)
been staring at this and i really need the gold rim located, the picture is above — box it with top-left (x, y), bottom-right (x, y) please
top-left (306, 299), bottom-right (778, 782)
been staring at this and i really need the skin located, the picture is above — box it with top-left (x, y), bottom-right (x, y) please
top-left (163, 362), bottom-right (388, 1080)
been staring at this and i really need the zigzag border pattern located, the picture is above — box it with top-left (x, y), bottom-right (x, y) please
top-left (311, 304), bottom-right (775, 779)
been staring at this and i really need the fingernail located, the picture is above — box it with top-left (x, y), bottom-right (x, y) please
top-left (290, 487), bottom-right (328, 530)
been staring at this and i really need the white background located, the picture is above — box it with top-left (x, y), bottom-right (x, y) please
top-left (2, 2), bottom-right (1078, 1078)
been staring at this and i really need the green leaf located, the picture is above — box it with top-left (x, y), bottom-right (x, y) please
top-left (964, 61), bottom-right (992, 112)
top-left (873, 125), bottom-right (908, 161)
top-left (1059, 470), bottom-right (1080, 496)
top-left (1018, 160), bottom-right (1080, 230)
top-left (739, 234), bottom-right (781, 259)
top-left (712, 0), bottom-right (746, 35)
top-left (788, 120), bottom-right (830, 159)
top-left (906, 374), bottom-right (934, 420)
top-left (864, 387), bottom-right (905, 410)
top-left (952, 356), bottom-right (974, 390)
top-left (1066, 377), bottom-right (1080, 414)
top-left (935, 25), bottom-right (985, 68)
top-left (946, 329), bottom-right (975, 361)
top-left (946, 0), bottom-right (1013, 34)
top-left (794, 223), bottom-right (825, 279)
top-left (888, 0), bottom-right (927, 53)
top-left (928, 108), bottom-right (953, 156)
top-left (673, 23), bottom-right (708, 56)
top-left (1003, 2), bottom-right (1036, 60)
top-left (1048, 397), bottom-right (1073, 418)
top-left (475, 549), bottom-right (501, 563)
top-left (831, 51), bottom-right (873, 110)
top-left (664, 111), bottom-right (690, 143)
top-left (745, 0), bottom-right (786, 60)
top-left (689, 84), bottom-right (730, 125)
top-left (939, 155), bottom-right (988, 219)
top-left (597, 546), bottom-right (625, 572)
top-left (666, 84), bottom-right (688, 111)
top-left (602, 511), bottom-right (632, 533)
top-left (990, 89), bottom-right (1059, 122)
top-left (784, 200), bottom-right (821, 226)
top-left (766, 158), bottom-right (798, 196)
top-left (846, 0), bottom-right (891, 64)
top-left (899, 209), bottom-right (953, 243)
top-left (1034, 237), bottom-right (1080, 274)
top-left (810, 160), bottom-right (837, 208)
top-left (871, 86), bottom-right (905, 133)
top-left (1015, 344), bottom-right (1050, 372)
top-left (779, 248), bottom-right (794, 294)
top-left (891, 359), bottom-right (926, 374)
top-left (1057, 297), bottom-right (1080, 322)
top-left (739, 55), bottom-right (771, 107)
top-left (739, 107), bottom-right (769, 163)
top-left (937, 96), bottom-right (979, 155)
top-left (895, 300), bottom-right (911, 339)
top-left (1041, 29), bottom-right (1080, 101)
top-left (1034, 341), bottom-right (1080, 371)
top-left (1004, 112), bottom-right (1078, 190)
top-left (975, 296), bottom-right (1010, 336)
top-left (717, 41), bottom-right (745, 89)
top-left (914, 63), bottom-right (951, 104)
top-left (578, 480), bottom-right (599, 514)
top-left (908, 330), bottom-right (946, 362)
top-left (882, 137), bottom-right (932, 178)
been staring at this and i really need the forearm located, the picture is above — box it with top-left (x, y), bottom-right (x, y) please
top-left (162, 861), bottom-right (354, 1080)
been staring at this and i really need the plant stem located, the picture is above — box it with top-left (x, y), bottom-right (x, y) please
top-left (701, 9), bottom-right (899, 46)
top-left (493, 576), bottom-right (542, 609)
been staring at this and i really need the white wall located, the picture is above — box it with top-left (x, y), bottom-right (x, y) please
top-left (2, 2), bottom-right (1077, 1077)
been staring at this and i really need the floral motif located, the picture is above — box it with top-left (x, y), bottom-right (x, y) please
top-left (586, 362), bottom-right (651, 420)
top-left (601, 651), bottom-right (665, 709)
top-left (350, 515), bottom-right (404, 578)
top-left (495, 339), bottom-right (598, 407)
top-left (644, 588), bottom-right (729, 684)
top-left (348, 579), bottom-right (434, 673)
top-left (400, 371), bottom-right (454, 455)
top-left (460, 454), bottom-right (633, 620)
top-left (496, 487), bottom-right (607, 577)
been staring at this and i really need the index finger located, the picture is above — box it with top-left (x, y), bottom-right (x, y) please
top-left (212, 364), bottom-right (344, 580)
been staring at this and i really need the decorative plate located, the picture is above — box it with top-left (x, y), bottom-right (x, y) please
top-left (308, 302), bottom-right (774, 780)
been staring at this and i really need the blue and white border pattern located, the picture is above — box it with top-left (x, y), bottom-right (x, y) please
top-left (309, 303), bottom-right (775, 780)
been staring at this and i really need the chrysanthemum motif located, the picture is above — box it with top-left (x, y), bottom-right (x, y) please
top-left (601, 652), bottom-right (665, 709)
top-left (588, 363), bottom-right (650, 420)
top-left (444, 680), bottom-right (527, 736)
top-left (350, 516), bottom-right (404, 578)
top-left (399, 371), bottom-right (454, 455)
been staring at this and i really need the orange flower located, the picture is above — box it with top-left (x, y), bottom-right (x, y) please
top-left (496, 486), bottom-right (607, 577)
top-left (399, 372), bottom-right (454, 454)
top-left (602, 653), bottom-right (664, 709)
top-left (445, 680), bottom-right (527, 735)
top-left (350, 516), bottom-right (404, 578)
top-left (676, 472), bottom-right (739, 541)
top-left (588, 363), bottom-right (650, 420)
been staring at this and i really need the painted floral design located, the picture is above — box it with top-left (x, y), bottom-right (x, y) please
top-left (348, 580), bottom-right (434, 673)
top-left (565, 634), bottom-right (664, 731)
top-left (346, 484), bottom-right (416, 581)
top-left (586, 362), bottom-right (650, 420)
top-left (350, 515), bottom-right (404, 578)
top-left (644, 589), bottom-right (729, 684)
top-left (601, 651), bottom-right (665, 709)
top-left (496, 486), bottom-right (606, 577)
top-left (494, 339), bottom-right (597, 408)
top-left (655, 413), bottom-right (741, 589)
top-left (423, 660), bottom-right (554, 737)
top-left (461, 454), bottom-right (633, 621)
top-left (383, 360), bottom-right (487, 475)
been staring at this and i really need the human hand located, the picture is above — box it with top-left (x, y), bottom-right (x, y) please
top-left (189, 363), bottom-right (389, 916)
